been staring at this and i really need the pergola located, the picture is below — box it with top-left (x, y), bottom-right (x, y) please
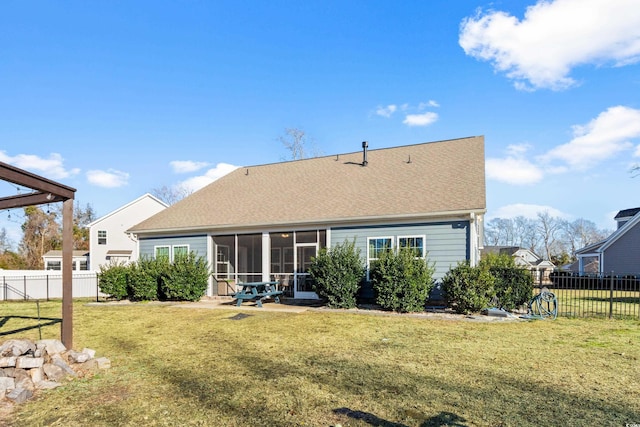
top-left (0, 160), bottom-right (76, 348)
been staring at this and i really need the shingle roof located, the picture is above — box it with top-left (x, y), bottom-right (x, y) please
top-left (130, 136), bottom-right (486, 234)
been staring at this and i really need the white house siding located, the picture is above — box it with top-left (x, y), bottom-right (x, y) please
top-left (603, 223), bottom-right (640, 275)
top-left (90, 195), bottom-right (168, 270)
top-left (330, 220), bottom-right (469, 281)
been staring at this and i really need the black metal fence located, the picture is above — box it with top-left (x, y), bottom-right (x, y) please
top-left (537, 271), bottom-right (640, 319)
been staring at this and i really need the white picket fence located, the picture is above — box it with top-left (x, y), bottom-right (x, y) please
top-left (0, 270), bottom-right (106, 301)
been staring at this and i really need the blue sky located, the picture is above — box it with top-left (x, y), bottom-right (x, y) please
top-left (2, 0), bottom-right (640, 245)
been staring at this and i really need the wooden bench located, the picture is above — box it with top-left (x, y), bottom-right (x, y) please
top-left (233, 282), bottom-right (283, 307)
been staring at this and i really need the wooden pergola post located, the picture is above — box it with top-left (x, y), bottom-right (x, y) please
top-left (0, 161), bottom-right (76, 349)
top-left (61, 198), bottom-right (74, 348)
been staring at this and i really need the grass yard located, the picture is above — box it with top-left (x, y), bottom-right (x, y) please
top-left (1, 300), bottom-right (639, 427)
top-left (551, 288), bottom-right (640, 319)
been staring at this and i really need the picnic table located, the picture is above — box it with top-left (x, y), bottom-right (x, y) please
top-left (233, 281), bottom-right (283, 307)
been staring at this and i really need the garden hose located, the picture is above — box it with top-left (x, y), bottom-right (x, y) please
top-left (527, 288), bottom-right (558, 320)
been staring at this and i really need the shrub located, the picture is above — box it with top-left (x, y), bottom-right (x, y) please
top-left (160, 252), bottom-right (210, 301)
top-left (308, 240), bottom-right (364, 309)
top-left (98, 262), bottom-right (129, 300)
top-left (441, 261), bottom-right (496, 314)
top-left (370, 249), bottom-right (435, 313)
top-left (479, 253), bottom-right (534, 310)
top-left (127, 258), bottom-right (162, 301)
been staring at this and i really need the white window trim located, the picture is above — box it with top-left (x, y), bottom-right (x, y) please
top-left (154, 245), bottom-right (171, 260)
top-left (397, 235), bottom-right (426, 258)
top-left (172, 244), bottom-right (190, 260)
top-left (367, 236), bottom-right (394, 263)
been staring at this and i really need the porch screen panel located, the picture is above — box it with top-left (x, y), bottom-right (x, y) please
top-left (213, 235), bottom-right (236, 281)
top-left (237, 234), bottom-right (262, 283)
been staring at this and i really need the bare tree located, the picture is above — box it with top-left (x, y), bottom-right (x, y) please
top-left (151, 184), bottom-right (192, 205)
top-left (0, 227), bottom-right (12, 253)
top-left (536, 211), bottom-right (564, 261)
top-left (563, 218), bottom-right (610, 256)
top-left (279, 128), bottom-right (320, 160)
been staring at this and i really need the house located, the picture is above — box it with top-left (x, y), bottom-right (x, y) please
top-left (575, 207), bottom-right (640, 275)
top-left (43, 250), bottom-right (90, 271)
top-left (88, 193), bottom-right (169, 270)
top-left (128, 136), bottom-right (487, 299)
top-left (481, 246), bottom-right (555, 283)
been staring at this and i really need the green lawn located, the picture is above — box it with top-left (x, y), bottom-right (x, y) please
top-left (550, 288), bottom-right (640, 318)
top-left (1, 300), bottom-right (639, 426)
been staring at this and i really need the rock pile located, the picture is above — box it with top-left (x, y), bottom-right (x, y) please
top-left (0, 339), bottom-right (111, 405)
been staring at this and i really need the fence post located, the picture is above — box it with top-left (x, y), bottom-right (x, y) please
top-left (46, 275), bottom-right (50, 301)
top-left (23, 275), bottom-right (27, 301)
top-left (96, 273), bottom-right (99, 303)
top-left (609, 271), bottom-right (614, 319)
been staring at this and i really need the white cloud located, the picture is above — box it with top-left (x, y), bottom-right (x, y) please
top-left (86, 169), bottom-right (129, 188)
top-left (635, 145), bottom-right (640, 157)
top-left (375, 104), bottom-right (397, 118)
top-left (170, 160), bottom-right (210, 174)
top-left (403, 112), bottom-right (439, 127)
top-left (0, 151), bottom-right (80, 180)
top-left (486, 156), bottom-right (543, 185)
top-left (543, 106), bottom-right (640, 169)
top-left (459, 0), bottom-right (640, 90)
top-left (419, 100), bottom-right (440, 109)
top-left (489, 203), bottom-right (570, 221)
top-left (178, 162), bottom-right (239, 193)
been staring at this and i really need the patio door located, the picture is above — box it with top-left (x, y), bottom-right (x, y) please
top-left (294, 242), bottom-right (318, 299)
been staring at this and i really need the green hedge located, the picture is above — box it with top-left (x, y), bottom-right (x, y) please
top-left (370, 249), bottom-right (435, 313)
top-left (441, 262), bottom-right (496, 314)
top-left (98, 252), bottom-right (210, 302)
top-left (98, 262), bottom-right (129, 300)
top-left (308, 240), bottom-right (364, 309)
top-left (479, 253), bottom-right (534, 310)
top-left (160, 253), bottom-right (210, 301)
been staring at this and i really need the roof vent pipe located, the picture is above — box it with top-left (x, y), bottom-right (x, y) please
top-left (362, 141), bottom-right (368, 166)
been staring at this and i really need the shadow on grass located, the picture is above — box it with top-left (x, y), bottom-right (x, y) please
top-left (333, 407), bottom-right (468, 427)
top-left (0, 315), bottom-right (61, 336)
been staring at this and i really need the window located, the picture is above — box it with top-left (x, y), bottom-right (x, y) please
top-left (173, 245), bottom-right (189, 259)
top-left (98, 230), bottom-right (107, 245)
top-left (155, 246), bottom-right (170, 260)
top-left (398, 236), bottom-right (425, 258)
top-left (368, 237), bottom-right (393, 261)
top-left (79, 260), bottom-right (89, 270)
top-left (46, 261), bottom-right (61, 271)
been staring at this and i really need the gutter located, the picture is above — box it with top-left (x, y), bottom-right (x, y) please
top-left (128, 208), bottom-right (487, 236)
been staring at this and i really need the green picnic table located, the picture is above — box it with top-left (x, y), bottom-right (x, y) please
top-left (233, 281), bottom-right (283, 307)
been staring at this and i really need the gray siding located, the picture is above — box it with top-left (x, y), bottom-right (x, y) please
top-left (331, 221), bottom-right (469, 281)
top-left (603, 223), bottom-right (640, 275)
top-left (139, 235), bottom-right (208, 260)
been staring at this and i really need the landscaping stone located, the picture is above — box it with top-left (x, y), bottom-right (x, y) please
top-left (0, 377), bottom-right (15, 392)
top-left (6, 388), bottom-right (33, 404)
top-left (16, 356), bottom-right (44, 369)
top-left (67, 350), bottom-right (91, 364)
top-left (0, 357), bottom-right (16, 368)
top-left (37, 339), bottom-right (66, 356)
top-left (0, 339), bottom-right (35, 357)
top-left (0, 338), bottom-right (110, 407)
top-left (43, 364), bottom-right (66, 382)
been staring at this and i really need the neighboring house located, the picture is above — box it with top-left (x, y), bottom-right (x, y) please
top-left (128, 136), bottom-right (487, 299)
top-left (42, 250), bottom-right (90, 271)
top-left (575, 207), bottom-right (640, 275)
top-left (88, 193), bottom-right (169, 271)
top-left (481, 246), bottom-right (555, 283)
